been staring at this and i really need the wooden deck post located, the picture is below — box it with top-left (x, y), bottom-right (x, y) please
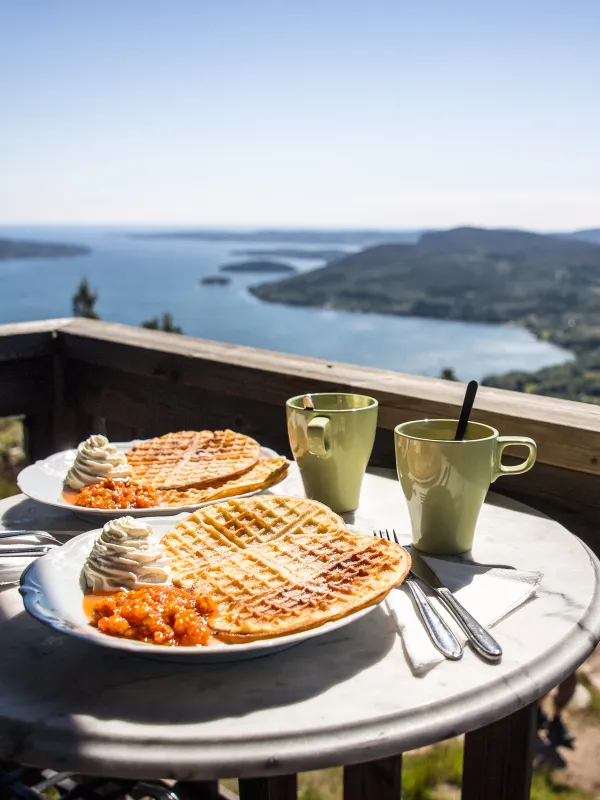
top-left (462, 703), bottom-right (537, 800)
top-left (343, 754), bottom-right (402, 800)
top-left (172, 780), bottom-right (220, 800)
top-left (238, 774), bottom-right (297, 800)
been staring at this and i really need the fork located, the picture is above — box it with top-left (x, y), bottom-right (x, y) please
top-left (0, 530), bottom-right (61, 558)
top-left (374, 529), bottom-right (463, 660)
top-left (0, 530), bottom-right (61, 544)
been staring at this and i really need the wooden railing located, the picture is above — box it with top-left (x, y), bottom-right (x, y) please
top-left (2, 316), bottom-right (600, 554)
top-left (2, 317), bottom-right (600, 800)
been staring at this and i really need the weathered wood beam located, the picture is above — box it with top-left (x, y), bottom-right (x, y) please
top-left (0, 318), bottom-right (71, 362)
top-left (0, 359), bottom-right (54, 417)
top-left (55, 318), bottom-right (600, 477)
top-left (0, 318), bottom-right (599, 484)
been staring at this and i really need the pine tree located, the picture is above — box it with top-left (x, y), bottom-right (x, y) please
top-left (440, 367), bottom-right (457, 381)
top-left (141, 312), bottom-right (183, 335)
top-left (72, 278), bottom-right (99, 319)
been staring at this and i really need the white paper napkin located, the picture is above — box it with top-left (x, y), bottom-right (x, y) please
top-left (385, 555), bottom-right (543, 674)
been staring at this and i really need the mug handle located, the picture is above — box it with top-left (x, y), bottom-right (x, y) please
top-left (307, 416), bottom-right (331, 458)
top-left (492, 436), bottom-right (537, 481)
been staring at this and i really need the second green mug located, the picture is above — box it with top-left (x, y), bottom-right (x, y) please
top-left (395, 419), bottom-right (537, 554)
top-left (286, 393), bottom-right (378, 513)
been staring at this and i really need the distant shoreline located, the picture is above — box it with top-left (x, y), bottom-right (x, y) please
top-left (248, 226), bottom-right (600, 401)
top-left (247, 285), bottom-right (555, 339)
top-left (0, 238), bottom-right (90, 261)
top-left (127, 229), bottom-right (423, 246)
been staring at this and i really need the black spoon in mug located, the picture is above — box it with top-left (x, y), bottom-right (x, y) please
top-left (454, 380), bottom-right (478, 441)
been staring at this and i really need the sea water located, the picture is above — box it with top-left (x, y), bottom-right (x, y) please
top-left (0, 225), bottom-right (572, 381)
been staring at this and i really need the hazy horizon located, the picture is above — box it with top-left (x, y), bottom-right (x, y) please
top-left (1, 222), bottom-right (597, 235)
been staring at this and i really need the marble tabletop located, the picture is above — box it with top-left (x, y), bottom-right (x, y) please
top-left (0, 466), bottom-right (599, 780)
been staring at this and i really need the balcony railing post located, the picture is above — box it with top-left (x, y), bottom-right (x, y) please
top-left (461, 702), bottom-right (537, 800)
top-left (173, 780), bottom-right (220, 800)
top-left (343, 754), bottom-right (402, 800)
top-left (238, 774), bottom-right (297, 800)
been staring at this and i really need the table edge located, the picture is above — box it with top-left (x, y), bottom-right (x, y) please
top-left (5, 538), bottom-right (600, 780)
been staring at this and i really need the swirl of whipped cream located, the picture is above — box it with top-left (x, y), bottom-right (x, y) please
top-left (65, 434), bottom-right (132, 490)
top-left (83, 516), bottom-right (171, 592)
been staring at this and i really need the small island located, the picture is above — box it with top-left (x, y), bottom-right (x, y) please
top-left (231, 248), bottom-right (346, 262)
top-left (220, 260), bottom-right (297, 274)
top-left (0, 238), bottom-right (90, 261)
top-left (200, 275), bottom-right (230, 286)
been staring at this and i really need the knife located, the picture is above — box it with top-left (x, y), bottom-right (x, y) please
top-left (407, 546), bottom-right (502, 661)
top-left (402, 571), bottom-right (463, 660)
top-left (0, 546), bottom-right (54, 556)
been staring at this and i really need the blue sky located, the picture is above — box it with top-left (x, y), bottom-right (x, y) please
top-left (1, 0), bottom-right (599, 229)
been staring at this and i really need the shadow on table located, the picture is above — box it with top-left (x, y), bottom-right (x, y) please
top-left (484, 491), bottom-right (548, 519)
top-left (403, 492), bottom-right (550, 591)
top-left (412, 552), bottom-right (522, 592)
top-left (0, 602), bottom-right (397, 728)
top-left (1, 498), bottom-right (90, 535)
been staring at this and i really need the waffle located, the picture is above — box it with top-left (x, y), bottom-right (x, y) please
top-left (192, 494), bottom-right (345, 547)
top-left (193, 531), bottom-right (410, 642)
top-left (162, 494), bottom-right (344, 587)
top-left (126, 430), bottom-right (261, 489)
top-left (249, 528), bottom-right (380, 582)
top-left (160, 495), bottom-right (410, 641)
top-left (159, 457), bottom-right (289, 507)
top-left (193, 548), bottom-right (294, 609)
top-left (206, 536), bottom-right (409, 641)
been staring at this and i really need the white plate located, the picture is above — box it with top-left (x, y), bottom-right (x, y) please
top-left (17, 441), bottom-right (285, 518)
top-left (19, 517), bottom-right (379, 663)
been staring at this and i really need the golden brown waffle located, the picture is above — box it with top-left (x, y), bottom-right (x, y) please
top-left (161, 515), bottom-right (241, 580)
top-left (207, 536), bottom-right (409, 641)
top-left (159, 457), bottom-right (289, 508)
top-left (249, 528), bottom-right (379, 582)
top-left (162, 494), bottom-right (343, 587)
top-left (161, 494), bottom-right (410, 641)
top-left (126, 430), bottom-right (261, 489)
top-left (193, 548), bottom-right (294, 609)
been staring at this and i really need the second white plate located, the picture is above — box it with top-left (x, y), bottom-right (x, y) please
top-left (17, 441), bottom-right (286, 518)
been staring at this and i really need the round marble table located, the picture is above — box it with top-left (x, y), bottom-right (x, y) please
top-left (0, 466), bottom-right (599, 797)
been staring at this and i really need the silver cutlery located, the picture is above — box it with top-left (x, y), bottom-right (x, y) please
top-left (0, 546), bottom-right (56, 557)
top-left (374, 529), bottom-right (463, 660)
top-left (0, 530), bottom-right (61, 545)
top-left (406, 543), bottom-right (502, 662)
top-left (0, 530), bottom-right (61, 558)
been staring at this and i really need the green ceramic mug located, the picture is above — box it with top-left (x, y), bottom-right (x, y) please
top-left (286, 393), bottom-right (378, 513)
top-left (395, 419), bottom-right (537, 555)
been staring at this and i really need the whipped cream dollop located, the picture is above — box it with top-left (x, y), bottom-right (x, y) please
top-left (83, 516), bottom-right (171, 592)
top-left (65, 434), bottom-right (132, 490)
